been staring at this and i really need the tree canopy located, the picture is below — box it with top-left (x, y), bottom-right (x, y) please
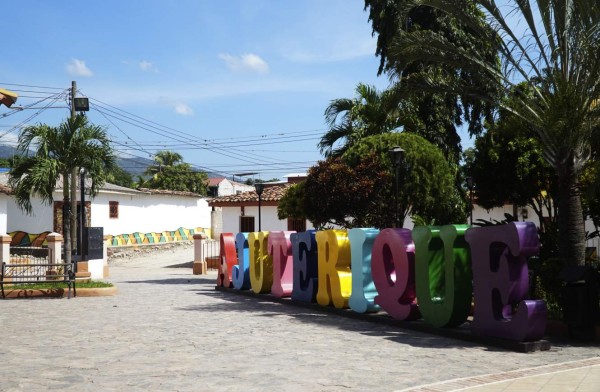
top-left (387, 0), bottom-right (600, 264)
top-left (281, 132), bottom-right (465, 228)
top-left (8, 114), bottom-right (116, 264)
top-left (363, 0), bottom-right (500, 163)
top-left (141, 150), bottom-right (207, 194)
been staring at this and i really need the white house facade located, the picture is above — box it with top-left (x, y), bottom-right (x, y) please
top-left (208, 183), bottom-right (314, 237)
top-left (1, 174), bottom-right (212, 238)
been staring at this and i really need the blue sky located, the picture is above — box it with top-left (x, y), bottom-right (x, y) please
top-left (0, 1), bottom-right (466, 181)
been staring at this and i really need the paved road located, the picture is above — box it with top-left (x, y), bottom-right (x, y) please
top-left (0, 247), bottom-right (598, 391)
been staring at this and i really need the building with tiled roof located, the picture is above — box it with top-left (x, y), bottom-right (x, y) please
top-left (0, 173), bottom-right (211, 241)
top-left (208, 181), bottom-right (312, 236)
top-left (206, 177), bottom-right (255, 197)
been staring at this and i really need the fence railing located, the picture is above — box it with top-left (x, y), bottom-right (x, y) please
top-left (9, 246), bottom-right (50, 264)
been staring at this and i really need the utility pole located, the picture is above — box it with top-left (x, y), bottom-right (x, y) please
top-left (71, 82), bottom-right (78, 254)
top-left (65, 81), bottom-right (77, 265)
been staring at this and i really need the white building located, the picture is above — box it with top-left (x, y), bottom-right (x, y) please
top-left (208, 182), bottom-right (314, 237)
top-left (206, 177), bottom-right (254, 197)
top-left (0, 174), bottom-right (212, 241)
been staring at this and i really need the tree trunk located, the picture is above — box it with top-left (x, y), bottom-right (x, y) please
top-left (557, 163), bottom-right (586, 265)
top-left (63, 173), bottom-right (71, 265)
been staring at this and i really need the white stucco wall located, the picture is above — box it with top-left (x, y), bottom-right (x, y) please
top-left (7, 197), bottom-right (55, 233)
top-left (90, 192), bottom-right (211, 235)
top-left (220, 205), bottom-right (314, 234)
top-left (0, 195), bottom-right (8, 233)
top-left (6, 190), bottom-right (211, 236)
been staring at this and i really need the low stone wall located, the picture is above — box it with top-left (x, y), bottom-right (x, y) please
top-left (107, 241), bottom-right (193, 263)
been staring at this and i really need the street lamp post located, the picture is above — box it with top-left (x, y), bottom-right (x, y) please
top-left (466, 176), bottom-right (474, 225)
top-left (255, 182), bottom-right (265, 231)
top-left (388, 146), bottom-right (405, 228)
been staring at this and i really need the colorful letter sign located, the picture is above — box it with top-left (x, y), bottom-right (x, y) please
top-left (249, 231), bottom-right (273, 294)
top-left (291, 230), bottom-right (318, 302)
top-left (216, 233), bottom-right (237, 288)
top-left (412, 225), bottom-right (472, 328)
top-left (213, 221), bottom-right (548, 345)
top-left (348, 228), bottom-right (380, 313)
top-left (316, 230), bottom-right (352, 308)
top-left (269, 231), bottom-right (295, 297)
top-left (232, 232), bottom-right (250, 290)
top-left (466, 222), bottom-right (547, 342)
top-left (372, 228), bottom-right (419, 320)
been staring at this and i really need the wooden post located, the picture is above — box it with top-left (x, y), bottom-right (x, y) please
top-left (193, 233), bottom-right (207, 275)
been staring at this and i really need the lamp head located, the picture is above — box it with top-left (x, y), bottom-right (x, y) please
top-left (255, 182), bottom-right (265, 196)
top-left (388, 146), bottom-right (405, 166)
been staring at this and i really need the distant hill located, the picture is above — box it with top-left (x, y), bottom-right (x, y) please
top-left (0, 144), bottom-right (219, 178)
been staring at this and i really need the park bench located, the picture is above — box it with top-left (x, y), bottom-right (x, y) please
top-left (1, 262), bottom-right (76, 299)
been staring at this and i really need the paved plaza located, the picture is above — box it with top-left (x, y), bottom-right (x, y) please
top-left (0, 245), bottom-right (599, 391)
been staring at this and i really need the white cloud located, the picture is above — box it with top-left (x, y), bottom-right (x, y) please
top-left (174, 102), bottom-right (194, 116)
top-left (218, 53), bottom-right (269, 74)
top-left (66, 59), bottom-right (93, 77)
top-left (139, 60), bottom-right (158, 72)
top-left (158, 97), bottom-right (194, 116)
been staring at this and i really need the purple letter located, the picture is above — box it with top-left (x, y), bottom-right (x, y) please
top-left (465, 222), bottom-right (547, 342)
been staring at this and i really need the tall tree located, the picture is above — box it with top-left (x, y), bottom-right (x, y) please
top-left (283, 132), bottom-right (465, 228)
top-left (8, 114), bottom-right (116, 264)
top-left (146, 150), bottom-right (184, 176)
top-left (142, 163), bottom-right (208, 194)
top-left (389, 0), bottom-right (600, 265)
top-left (319, 83), bottom-right (401, 158)
top-left (364, 0), bottom-right (500, 163)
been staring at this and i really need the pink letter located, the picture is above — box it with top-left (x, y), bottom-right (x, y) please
top-left (269, 231), bottom-right (295, 297)
top-left (371, 228), bottom-right (420, 320)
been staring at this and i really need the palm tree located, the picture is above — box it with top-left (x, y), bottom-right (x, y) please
top-left (319, 83), bottom-right (401, 158)
top-left (146, 150), bottom-right (184, 177)
top-left (390, 0), bottom-right (600, 265)
top-left (8, 114), bottom-right (116, 264)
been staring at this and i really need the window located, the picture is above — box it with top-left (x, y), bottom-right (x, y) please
top-left (287, 218), bottom-right (306, 232)
top-left (109, 201), bottom-right (119, 219)
top-left (240, 216), bottom-right (255, 232)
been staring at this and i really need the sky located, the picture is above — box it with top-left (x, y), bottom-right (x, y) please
top-left (0, 1), bottom-right (467, 182)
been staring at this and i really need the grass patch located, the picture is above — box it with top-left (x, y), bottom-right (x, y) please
top-left (6, 280), bottom-right (114, 290)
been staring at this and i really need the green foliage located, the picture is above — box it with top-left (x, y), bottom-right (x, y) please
top-left (145, 150), bottom-right (184, 176)
top-left (364, 0), bottom-right (500, 163)
top-left (107, 165), bottom-right (134, 188)
top-left (388, 0), bottom-right (600, 264)
top-left (8, 114), bottom-right (116, 213)
top-left (141, 150), bottom-right (207, 194)
top-left (302, 152), bottom-right (392, 229)
top-left (319, 83), bottom-right (401, 158)
top-left (343, 132), bottom-right (466, 225)
top-left (9, 280), bottom-right (114, 289)
top-left (245, 178), bottom-right (280, 186)
top-left (143, 164), bottom-right (208, 194)
top-left (277, 182), bottom-right (307, 221)
top-left (282, 133), bottom-right (466, 228)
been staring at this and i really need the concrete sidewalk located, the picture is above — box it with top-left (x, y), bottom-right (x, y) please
top-left (0, 247), bottom-right (598, 391)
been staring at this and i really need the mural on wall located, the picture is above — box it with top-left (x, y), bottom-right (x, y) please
top-left (106, 227), bottom-right (210, 246)
top-left (9, 231), bottom-right (52, 247)
top-left (9, 227), bottom-right (210, 247)
top-left (216, 222), bottom-right (548, 344)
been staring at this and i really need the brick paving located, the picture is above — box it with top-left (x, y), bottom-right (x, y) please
top-left (0, 245), bottom-right (598, 391)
